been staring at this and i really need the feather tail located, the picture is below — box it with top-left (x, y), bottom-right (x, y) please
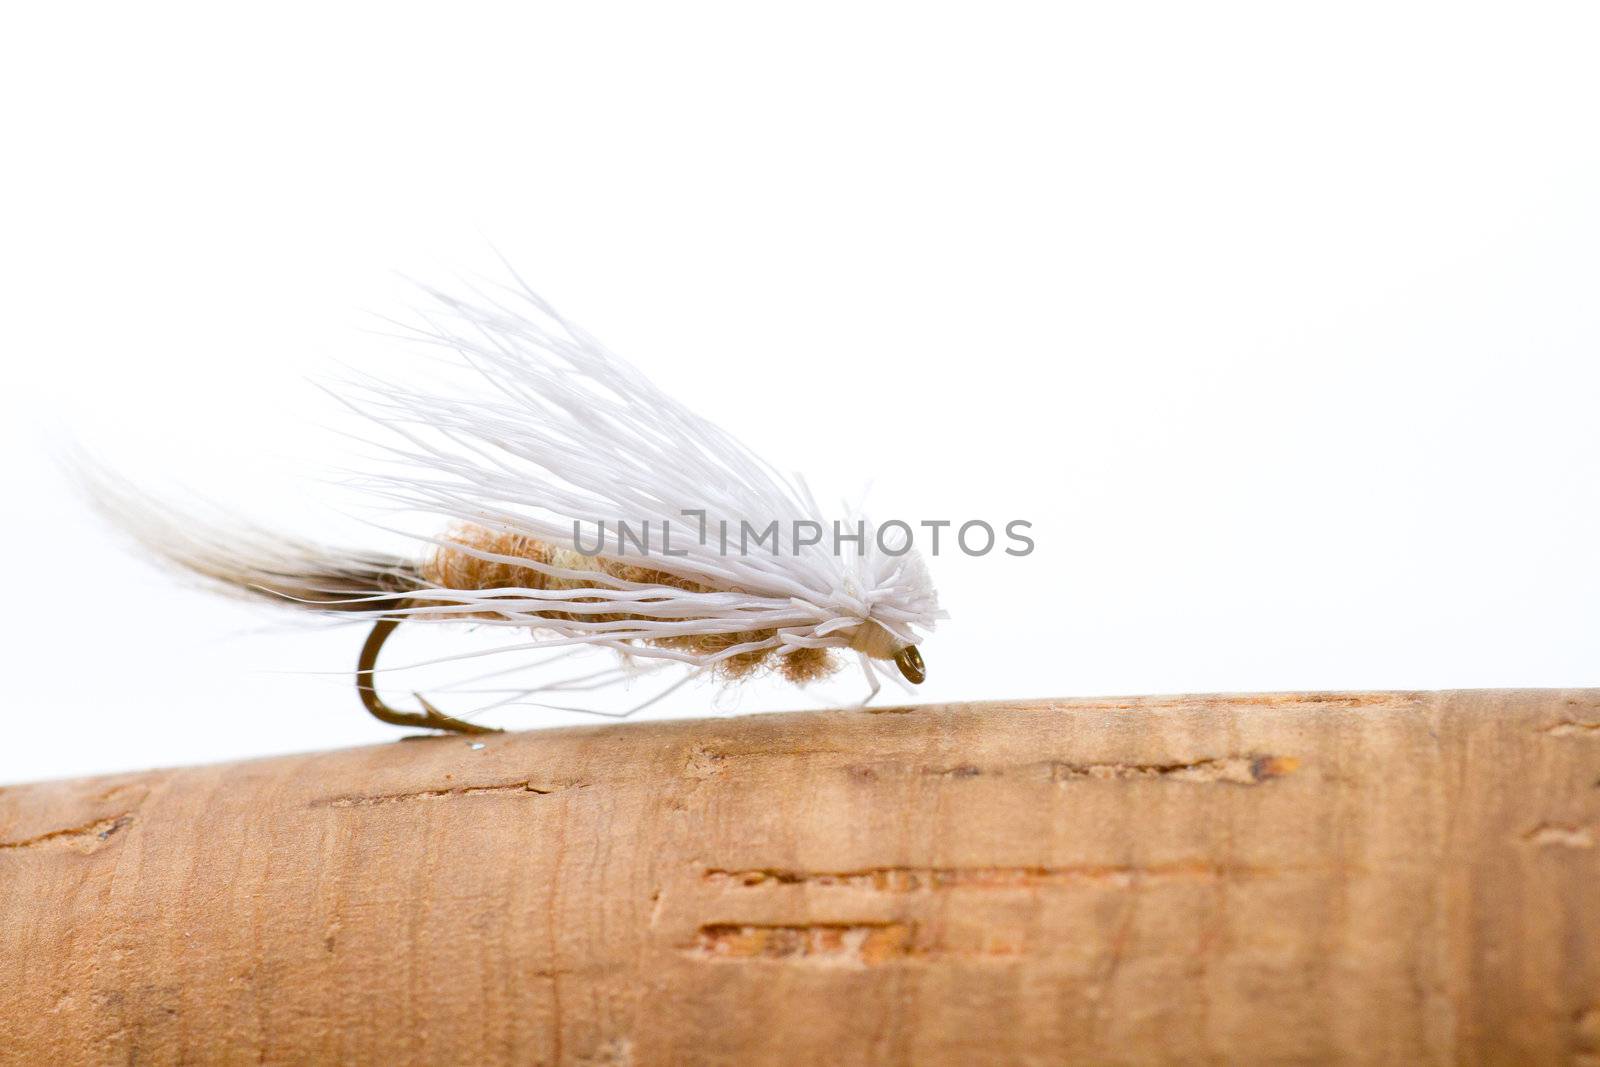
top-left (73, 454), bottom-right (421, 614)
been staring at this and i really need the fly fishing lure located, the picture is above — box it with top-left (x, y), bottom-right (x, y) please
top-left (94, 280), bottom-right (943, 734)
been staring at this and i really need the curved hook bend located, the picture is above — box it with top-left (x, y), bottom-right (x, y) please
top-left (357, 602), bottom-right (502, 735)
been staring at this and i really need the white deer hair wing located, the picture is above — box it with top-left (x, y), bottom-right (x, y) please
top-left (327, 281), bottom-right (943, 685)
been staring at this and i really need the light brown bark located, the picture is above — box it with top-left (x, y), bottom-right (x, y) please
top-left (2, 690), bottom-right (1599, 1065)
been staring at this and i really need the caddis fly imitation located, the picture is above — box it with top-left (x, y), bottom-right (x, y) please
top-left (88, 280), bottom-right (944, 734)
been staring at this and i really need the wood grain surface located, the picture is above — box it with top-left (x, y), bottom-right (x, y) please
top-left (3, 690), bottom-right (1599, 1065)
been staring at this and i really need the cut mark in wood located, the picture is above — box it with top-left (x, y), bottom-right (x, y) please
top-left (1221, 692), bottom-right (1398, 708)
top-left (1064, 693), bottom-right (1398, 711)
top-left (857, 754), bottom-right (1301, 785)
top-left (704, 861), bottom-right (1281, 891)
top-left (682, 746), bottom-right (727, 781)
top-left (1050, 755), bottom-right (1300, 784)
top-left (319, 780), bottom-right (568, 807)
top-left (0, 813), bottom-right (132, 855)
top-left (689, 922), bottom-right (915, 965)
top-left (1524, 824), bottom-right (1595, 849)
top-left (1543, 721), bottom-right (1600, 738)
top-left (930, 764), bottom-right (985, 779)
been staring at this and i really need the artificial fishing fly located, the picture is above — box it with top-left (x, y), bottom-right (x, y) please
top-left (89, 279), bottom-right (944, 734)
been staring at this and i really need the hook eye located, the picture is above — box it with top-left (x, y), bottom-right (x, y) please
top-left (893, 645), bottom-right (926, 684)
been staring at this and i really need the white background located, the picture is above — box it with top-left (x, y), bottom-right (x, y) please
top-left (2, 5), bottom-right (1597, 784)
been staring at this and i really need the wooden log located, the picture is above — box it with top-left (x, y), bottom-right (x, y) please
top-left (2, 690), bottom-right (1598, 1065)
